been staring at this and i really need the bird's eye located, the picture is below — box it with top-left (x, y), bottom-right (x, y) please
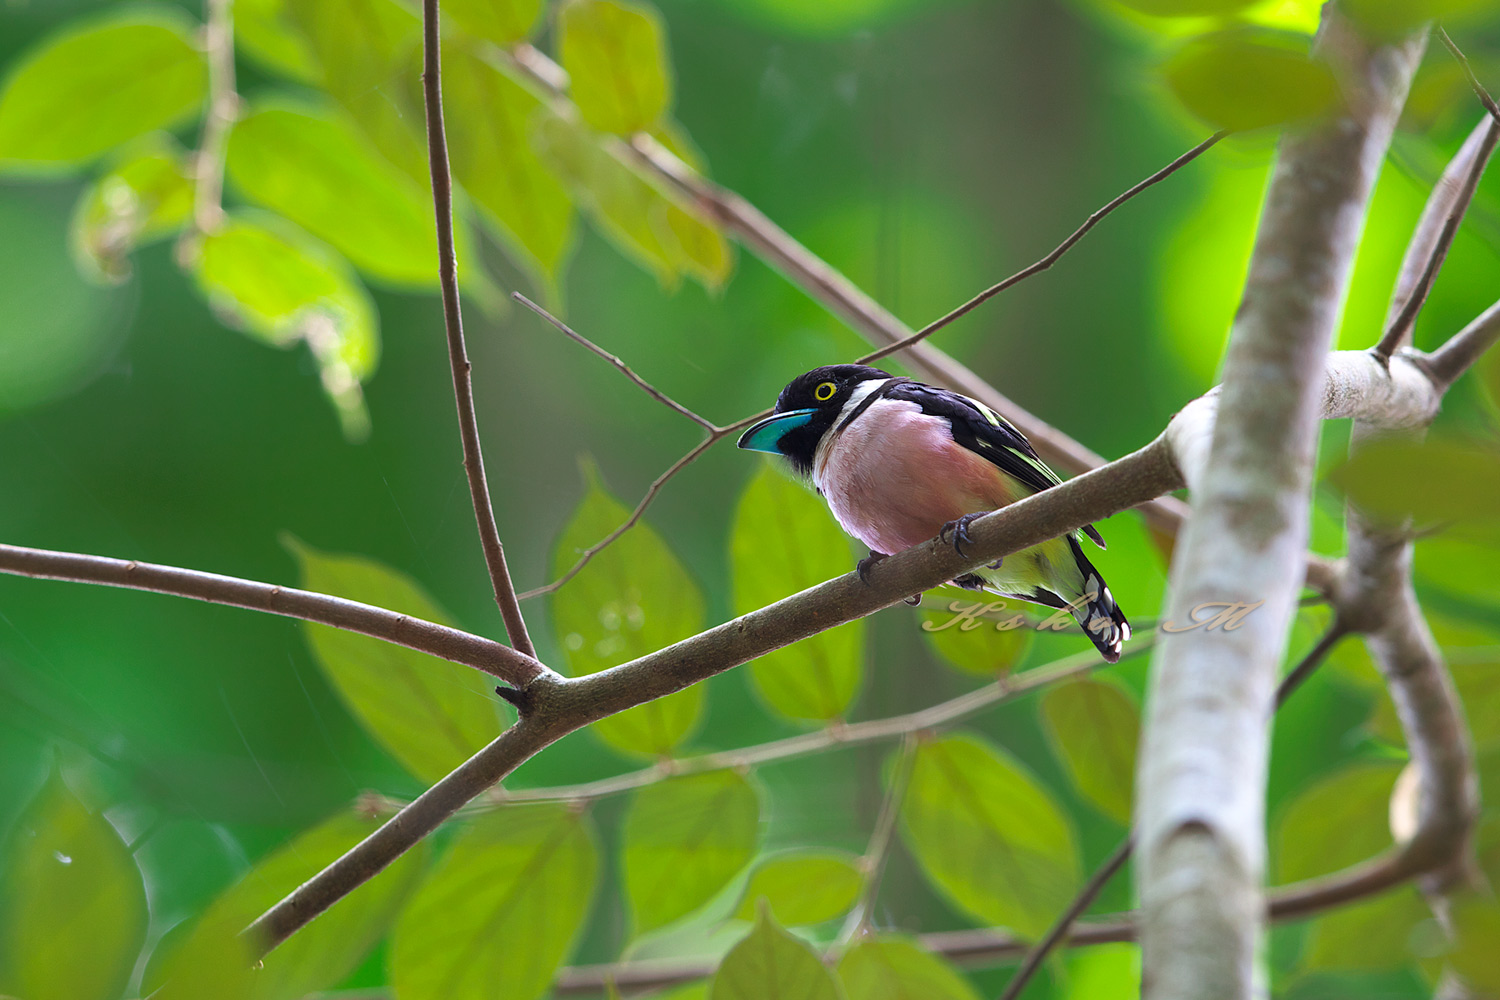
top-left (814, 381), bottom-right (837, 402)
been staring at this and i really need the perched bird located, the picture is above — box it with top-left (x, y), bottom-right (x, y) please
top-left (737, 364), bottom-right (1129, 662)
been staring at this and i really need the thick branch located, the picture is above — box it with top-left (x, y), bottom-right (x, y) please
top-left (421, 0), bottom-right (534, 657)
top-left (0, 543), bottom-right (547, 685)
top-left (1136, 15), bottom-right (1425, 999)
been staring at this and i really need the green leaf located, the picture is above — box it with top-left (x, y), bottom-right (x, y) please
top-left (1107, 0), bottom-right (1258, 13)
top-left (151, 807), bottom-right (428, 1000)
top-left (731, 463), bottom-right (864, 721)
top-left (442, 44), bottom-right (575, 285)
top-left (710, 905), bottom-right (844, 1000)
top-left (1163, 29), bottom-right (1338, 133)
top-left (837, 937), bottom-right (982, 1000)
top-left (624, 771), bottom-right (761, 932)
top-left (391, 803), bottom-right (597, 1000)
top-left (1275, 760), bottom-right (1402, 883)
top-left (1482, 346), bottom-right (1500, 422)
top-left (1447, 895), bottom-right (1500, 994)
top-left (560, 0), bottom-right (673, 135)
top-left (70, 134), bottom-right (195, 283)
top-left (0, 7), bottom-right (207, 170)
top-left (1344, 0), bottom-right (1495, 42)
top-left (1040, 677), bottom-right (1140, 824)
top-left (1369, 619), bottom-right (1500, 749)
top-left (1330, 436), bottom-right (1500, 527)
top-left (1299, 885), bottom-right (1430, 973)
top-left (899, 732), bottom-right (1081, 938)
top-left (224, 99), bottom-right (458, 287)
top-left (286, 537), bottom-right (505, 782)
top-left (0, 770), bottom-right (147, 1000)
top-left (733, 850), bottom-right (864, 926)
top-left (194, 211), bottom-right (378, 438)
top-left (236, 0), bottom-right (320, 82)
top-left (551, 466), bottom-right (706, 756)
top-left (446, 0), bottom-right (544, 44)
top-left (284, 0), bottom-right (428, 181)
top-left (919, 588), bottom-right (1032, 676)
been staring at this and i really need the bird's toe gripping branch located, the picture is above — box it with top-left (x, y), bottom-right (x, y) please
top-left (855, 549), bottom-right (921, 605)
top-left (939, 512), bottom-right (988, 559)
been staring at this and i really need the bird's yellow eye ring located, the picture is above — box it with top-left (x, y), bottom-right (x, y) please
top-left (814, 381), bottom-right (837, 402)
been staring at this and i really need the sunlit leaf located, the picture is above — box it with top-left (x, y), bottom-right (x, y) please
top-left (732, 850), bottom-right (864, 926)
top-left (837, 936), bottom-right (982, 1000)
top-left (1107, 0), bottom-right (1258, 13)
top-left (1344, 0), bottom-right (1495, 42)
top-left (1330, 436), bottom-right (1500, 527)
top-left (0, 7), bottom-right (207, 170)
top-left (560, 0), bottom-right (673, 135)
top-left (0, 770), bottom-right (147, 1000)
top-left (919, 588), bottom-right (1032, 676)
top-left (1057, 944), bottom-right (1140, 1000)
top-left (236, 0), bottom-right (320, 82)
top-left (392, 804), bottom-right (597, 1000)
top-left (194, 211), bottom-right (378, 438)
top-left (286, 537), bottom-right (504, 782)
top-left (731, 463), bottom-right (864, 721)
top-left (1275, 760), bottom-right (1402, 883)
top-left (710, 905), bottom-right (843, 1000)
top-left (446, 0), bottom-right (544, 44)
top-left (1040, 677), bottom-right (1139, 824)
top-left (70, 134), bottom-right (194, 283)
top-left (150, 807), bottom-right (428, 1000)
top-left (442, 44), bottom-right (575, 285)
top-left (624, 771), bottom-right (760, 932)
top-left (1300, 885), bottom-right (1430, 973)
top-left (225, 99), bottom-right (458, 287)
top-left (551, 465), bottom-right (706, 756)
top-left (1163, 29), bottom-right (1338, 132)
top-left (899, 732), bottom-right (1080, 938)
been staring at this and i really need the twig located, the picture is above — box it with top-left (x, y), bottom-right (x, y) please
top-left (0, 543), bottom-right (548, 685)
top-left (190, 0), bottom-right (236, 236)
top-left (420, 0), bottom-right (535, 658)
top-left (514, 293), bottom-right (718, 430)
top-left (1439, 27), bottom-right (1500, 122)
top-left (844, 735), bottom-right (919, 939)
top-left (996, 623), bottom-right (1349, 1000)
top-left (857, 132), bottom-right (1226, 367)
top-left (1425, 298), bottom-right (1500, 386)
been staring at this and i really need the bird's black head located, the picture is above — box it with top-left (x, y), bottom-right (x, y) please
top-left (737, 364), bottom-right (892, 477)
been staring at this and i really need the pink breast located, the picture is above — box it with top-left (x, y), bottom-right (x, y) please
top-left (814, 401), bottom-right (1014, 555)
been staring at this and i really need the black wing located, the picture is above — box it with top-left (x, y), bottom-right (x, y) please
top-left (885, 382), bottom-right (1108, 549)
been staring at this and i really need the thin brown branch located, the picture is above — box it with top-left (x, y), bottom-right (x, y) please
top-left (1426, 298), bottom-right (1500, 386)
top-left (1439, 27), bottom-right (1500, 121)
top-left (1375, 112), bottom-right (1500, 360)
top-left (188, 0), bottom-right (236, 237)
top-left (513, 292), bottom-right (718, 431)
top-left (421, 0), bottom-right (534, 658)
top-left (0, 542), bottom-right (548, 685)
top-left (857, 131), bottom-right (1226, 367)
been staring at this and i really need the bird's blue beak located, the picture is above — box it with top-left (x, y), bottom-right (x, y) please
top-left (737, 408), bottom-right (817, 454)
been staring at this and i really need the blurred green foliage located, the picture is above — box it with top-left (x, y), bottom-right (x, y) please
top-left (1, 0), bottom-right (1500, 997)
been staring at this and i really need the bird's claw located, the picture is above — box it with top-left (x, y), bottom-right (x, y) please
top-left (904, 593), bottom-right (921, 606)
top-left (939, 512), bottom-right (986, 559)
top-left (856, 550), bottom-right (887, 585)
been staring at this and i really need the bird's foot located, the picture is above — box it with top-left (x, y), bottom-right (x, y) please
top-left (939, 512), bottom-right (987, 559)
top-left (904, 593), bottom-right (921, 606)
top-left (856, 550), bottom-right (888, 585)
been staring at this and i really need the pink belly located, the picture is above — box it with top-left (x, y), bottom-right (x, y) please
top-left (814, 402), bottom-right (1014, 555)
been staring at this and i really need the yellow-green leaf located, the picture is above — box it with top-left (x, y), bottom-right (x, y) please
top-left (0, 7), bottom-right (207, 170)
top-left (286, 537), bottom-right (504, 782)
top-left (225, 100), bottom-right (459, 287)
top-left (1299, 885), bottom-right (1430, 974)
top-left (838, 937), bottom-right (982, 1000)
top-left (1344, 0), bottom-right (1495, 42)
top-left (1331, 436), bottom-right (1500, 527)
top-left (624, 771), bottom-right (761, 933)
top-left (732, 850), bottom-right (864, 926)
top-left (194, 212), bottom-right (379, 438)
top-left (551, 466), bottom-right (706, 755)
top-left (70, 134), bottom-right (194, 283)
top-left (0, 770), bottom-right (147, 1000)
top-left (560, 0), bottom-right (673, 135)
top-left (731, 464), bottom-right (864, 721)
top-left (236, 0), bottom-right (320, 82)
top-left (919, 588), bottom-right (1032, 676)
top-left (442, 45), bottom-right (575, 284)
top-left (1040, 677), bottom-right (1140, 824)
top-left (899, 732), bottom-right (1080, 938)
top-left (391, 804), bottom-right (597, 1000)
top-left (1109, 0), bottom-right (1258, 12)
top-left (1275, 760), bottom-right (1402, 883)
top-left (446, 0), bottom-right (544, 44)
top-left (1163, 29), bottom-right (1338, 133)
top-left (150, 807), bottom-right (427, 1000)
top-left (711, 906), bottom-right (843, 1000)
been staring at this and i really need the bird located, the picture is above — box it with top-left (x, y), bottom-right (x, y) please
top-left (737, 364), bottom-right (1129, 662)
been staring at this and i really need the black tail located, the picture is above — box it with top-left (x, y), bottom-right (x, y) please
top-left (1067, 537), bottom-right (1130, 663)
